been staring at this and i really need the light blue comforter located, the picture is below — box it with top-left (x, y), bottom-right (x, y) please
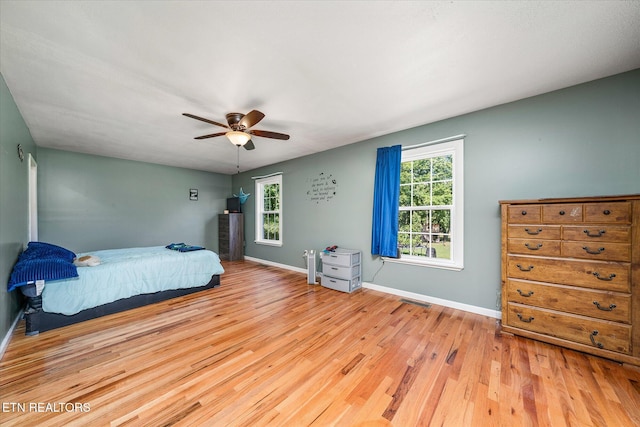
top-left (42, 246), bottom-right (224, 315)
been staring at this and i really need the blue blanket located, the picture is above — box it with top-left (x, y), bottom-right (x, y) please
top-left (165, 243), bottom-right (206, 252)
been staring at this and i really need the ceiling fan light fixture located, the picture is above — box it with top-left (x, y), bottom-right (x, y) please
top-left (226, 131), bottom-right (251, 146)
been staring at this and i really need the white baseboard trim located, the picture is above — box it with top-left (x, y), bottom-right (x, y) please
top-left (243, 256), bottom-right (501, 319)
top-left (362, 282), bottom-right (501, 319)
top-left (244, 256), bottom-right (309, 274)
top-left (0, 309), bottom-right (22, 361)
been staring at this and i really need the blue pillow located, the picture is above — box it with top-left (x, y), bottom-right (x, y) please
top-left (19, 241), bottom-right (76, 263)
top-left (7, 242), bottom-right (78, 292)
top-left (7, 257), bottom-right (78, 292)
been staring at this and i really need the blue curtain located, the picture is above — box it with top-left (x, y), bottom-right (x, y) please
top-left (371, 145), bottom-right (401, 257)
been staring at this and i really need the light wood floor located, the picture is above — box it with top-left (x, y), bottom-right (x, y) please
top-left (1, 260), bottom-right (639, 426)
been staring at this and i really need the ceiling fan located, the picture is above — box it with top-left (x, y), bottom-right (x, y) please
top-left (182, 110), bottom-right (290, 151)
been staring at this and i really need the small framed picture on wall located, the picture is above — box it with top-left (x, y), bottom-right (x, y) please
top-left (189, 189), bottom-right (198, 201)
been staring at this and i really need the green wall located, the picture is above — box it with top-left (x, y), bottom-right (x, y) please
top-left (38, 149), bottom-right (231, 253)
top-left (0, 74), bottom-right (37, 344)
top-left (233, 69), bottom-right (640, 312)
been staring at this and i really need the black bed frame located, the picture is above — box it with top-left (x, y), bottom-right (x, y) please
top-left (23, 275), bottom-right (221, 335)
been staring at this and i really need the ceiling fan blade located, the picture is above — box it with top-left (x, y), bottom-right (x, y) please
top-left (239, 110), bottom-right (265, 128)
top-left (194, 132), bottom-right (227, 140)
top-left (183, 113), bottom-right (229, 129)
top-left (243, 140), bottom-right (256, 151)
top-left (249, 129), bottom-right (290, 140)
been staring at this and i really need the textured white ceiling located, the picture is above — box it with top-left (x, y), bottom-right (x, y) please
top-left (2, 1), bottom-right (639, 174)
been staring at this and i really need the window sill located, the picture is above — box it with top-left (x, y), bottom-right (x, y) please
top-left (381, 256), bottom-right (463, 271)
top-left (255, 240), bottom-right (283, 247)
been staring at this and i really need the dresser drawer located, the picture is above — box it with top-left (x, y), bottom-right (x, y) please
top-left (506, 279), bottom-right (631, 323)
top-left (321, 275), bottom-right (361, 293)
top-left (323, 264), bottom-right (360, 280)
top-left (507, 238), bottom-right (560, 256)
top-left (507, 255), bottom-right (630, 292)
top-left (562, 225), bottom-right (631, 243)
top-left (506, 303), bottom-right (631, 354)
top-left (507, 205), bottom-right (541, 223)
top-left (508, 225), bottom-right (561, 239)
top-left (584, 202), bottom-right (631, 223)
top-left (542, 204), bottom-right (583, 223)
top-left (562, 241), bottom-right (631, 262)
top-left (322, 250), bottom-right (361, 267)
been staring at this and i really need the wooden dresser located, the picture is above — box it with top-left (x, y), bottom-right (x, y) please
top-left (218, 213), bottom-right (244, 261)
top-left (500, 195), bottom-right (639, 366)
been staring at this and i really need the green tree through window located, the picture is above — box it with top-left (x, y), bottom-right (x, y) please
top-left (399, 155), bottom-right (453, 259)
top-left (262, 183), bottom-right (280, 240)
top-left (255, 174), bottom-right (282, 246)
top-left (396, 138), bottom-right (463, 269)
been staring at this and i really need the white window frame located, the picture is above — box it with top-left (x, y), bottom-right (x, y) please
top-left (387, 138), bottom-right (464, 270)
top-left (254, 174), bottom-right (283, 247)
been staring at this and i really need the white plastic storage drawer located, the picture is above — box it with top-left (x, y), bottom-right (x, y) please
top-left (322, 249), bottom-right (361, 267)
top-left (321, 275), bottom-right (362, 293)
top-left (323, 264), bottom-right (359, 280)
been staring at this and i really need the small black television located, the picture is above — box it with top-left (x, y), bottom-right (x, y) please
top-left (226, 197), bottom-right (241, 213)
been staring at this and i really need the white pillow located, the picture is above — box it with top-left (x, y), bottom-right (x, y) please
top-left (74, 255), bottom-right (101, 267)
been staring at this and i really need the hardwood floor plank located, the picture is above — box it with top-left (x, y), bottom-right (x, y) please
top-left (2, 260), bottom-right (639, 426)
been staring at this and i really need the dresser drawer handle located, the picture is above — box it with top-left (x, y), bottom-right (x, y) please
top-left (524, 228), bottom-right (542, 235)
top-left (583, 246), bottom-right (605, 255)
top-left (603, 209), bottom-right (611, 215)
top-left (559, 210), bottom-right (565, 215)
top-left (516, 313), bottom-right (534, 323)
top-left (590, 330), bottom-right (604, 349)
top-left (521, 210), bottom-right (527, 216)
top-left (593, 272), bottom-right (616, 281)
top-left (593, 301), bottom-right (617, 311)
top-left (525, 243), bottom-right (543, 250)
top-left (516, 264), bottom-right (534, 272)
top-left (583, 229), bottom-right (606, 238)
top-left (517, 289), bottom-right (534, 297)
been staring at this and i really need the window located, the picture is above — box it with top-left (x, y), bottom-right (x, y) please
top-left (255, 174), bottom-right (282, 246)
top-left (397, 138), bottom-right (463, 270)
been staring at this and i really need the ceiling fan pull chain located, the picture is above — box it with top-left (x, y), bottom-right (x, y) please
top-left (237, 146), bottom-right (240, 174)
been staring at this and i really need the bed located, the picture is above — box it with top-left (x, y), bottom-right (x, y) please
top-left (8, 242), bottom-right (224, 335)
